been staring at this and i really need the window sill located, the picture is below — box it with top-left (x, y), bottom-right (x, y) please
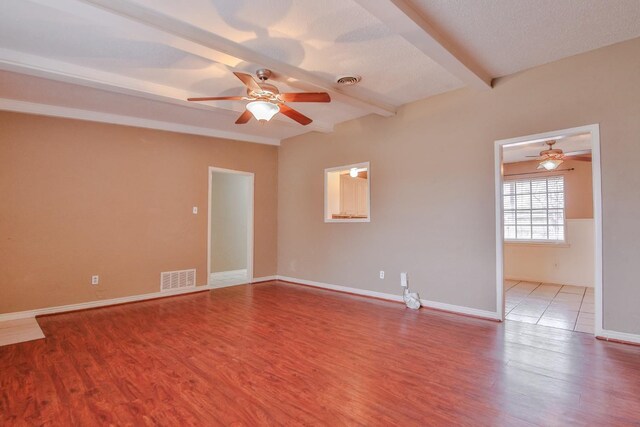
top-left (505, 241), bottom-right (570, 248)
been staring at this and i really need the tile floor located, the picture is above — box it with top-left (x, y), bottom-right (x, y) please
top-left (504, 280), bottom-right (594, 333)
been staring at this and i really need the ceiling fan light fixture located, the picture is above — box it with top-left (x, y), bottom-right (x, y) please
top-left (246, 100), bottom-right (279, 122)
top-left (538, 158), bottom-right (563, 170)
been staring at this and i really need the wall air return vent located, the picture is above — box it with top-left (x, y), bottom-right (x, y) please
top-left (160, 269), bottom-right (196, 292)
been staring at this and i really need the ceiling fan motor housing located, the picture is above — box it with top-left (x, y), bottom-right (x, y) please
top-left (256, 68), bottom-right (272, 81)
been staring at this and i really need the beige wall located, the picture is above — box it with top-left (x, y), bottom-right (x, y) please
top-left (0, 112), bottom-right (278, 313)
top-left (278, 37), bottom-right (640, 335)
top-left (505, 219), bottom-right (595, 287)
top-left (503, 159), bottom-right (593, 219)
top-left (210, 172), bottom-right (250, 273)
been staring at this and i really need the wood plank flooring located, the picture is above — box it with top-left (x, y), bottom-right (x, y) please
top-left (1, 281), bottom-right (639, 426)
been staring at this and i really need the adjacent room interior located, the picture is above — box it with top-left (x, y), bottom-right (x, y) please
top-left (501, 130), bottom-right (596, 334)
top-left (1, 0), bottom-right (640, 424)
top-left (209, 168), bottom-right (253, 287)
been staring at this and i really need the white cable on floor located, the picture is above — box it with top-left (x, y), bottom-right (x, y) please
top-left (403, 287), bottom-right (421, 310)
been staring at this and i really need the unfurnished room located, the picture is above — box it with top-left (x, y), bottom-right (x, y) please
top-left (1, 1), bottom-right (640, 425)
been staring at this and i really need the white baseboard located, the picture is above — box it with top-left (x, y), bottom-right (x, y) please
top-left (209, 280), bottom-right (249, 289)
top-left (597, 329), bottom-right (640, 345)
top-left (252, 276), bottom-right (277, 283)
top-left (419, 298), bottom-right (501, 320)
top-left (277, 275), bottom-right (404, 302)
top-left (0, 276), bottom-right (277, 322)
top-left (276, 275), bottom-right (500, 320)
top-left (0, 284), bottom-right (214, 322)
top-left (210, 269), bottom-right (247, 279)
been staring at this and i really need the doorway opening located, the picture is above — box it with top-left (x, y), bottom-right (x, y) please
top-left (207, 167), bottom-right (254, 288)
top-left (494, 125), bottom-right (602, 336)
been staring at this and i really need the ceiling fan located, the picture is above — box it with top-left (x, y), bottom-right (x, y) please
top-left (187, 69), bottom-right (330, 126)
top-left (527, 140), bottom-right (592, 170)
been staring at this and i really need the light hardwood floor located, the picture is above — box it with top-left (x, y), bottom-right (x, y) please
top-left (1, 281), bottom-right (639, 425)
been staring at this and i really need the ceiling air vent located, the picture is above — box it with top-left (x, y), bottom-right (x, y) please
top-left (160, 269), bottom-right (196, 292)
top-left (336, 75), bottom-right (361, 86)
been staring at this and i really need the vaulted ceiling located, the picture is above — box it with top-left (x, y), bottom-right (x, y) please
top-left (1, 0), bottom-right (639, 145)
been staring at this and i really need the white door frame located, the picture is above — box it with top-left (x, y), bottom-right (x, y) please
top-left (207, 166), bottom-right (254, 287)
top-left (494, 124), bottom-right (603, 336)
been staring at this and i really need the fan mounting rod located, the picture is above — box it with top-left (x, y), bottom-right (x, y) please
top-left (256, 68), bottom-right (272, 81)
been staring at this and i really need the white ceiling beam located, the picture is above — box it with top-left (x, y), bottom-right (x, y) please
top-left (0, 99), bottom-right (280, 145)
top-left (354, 0), bottom-right (492, 91)
top-left (0, 48), bottom-right (334, 133)
top-left (77, 0), bottom-right (397, 117)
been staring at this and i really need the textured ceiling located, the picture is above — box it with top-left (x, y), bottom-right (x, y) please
top-left (411, 0), bottom-right (640, 77)
top-left (0, 0), bottom-right (639, 144)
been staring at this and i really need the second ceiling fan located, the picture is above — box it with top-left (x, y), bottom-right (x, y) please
top-left (187, 69), bottom-right (331, 126)
top-left (528, 140), bottom-right (592, 170)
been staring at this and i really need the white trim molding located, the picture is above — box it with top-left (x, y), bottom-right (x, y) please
top-left (278, 275), bottom-right (404, 302)
top-left (494, 124), bottom-right (603, 334)
top-left (252, 276), bottom-right (278, 283)
top-left (0, 284), bottom-right (213, 322)
top-left (0, 276), bottom-right (278, 322)
top-left (277, 276), bottom-right (500, 320)
top-left (324, 161), bottom-right (371, 223)
top-left (207, 167), bottom-right (255, 288)
top-left (0, 99), bottom-right (280, 146)
top-left (597, 329), bottom-right (640, 345)
top-left (419, 299), bottom-right (501, 320)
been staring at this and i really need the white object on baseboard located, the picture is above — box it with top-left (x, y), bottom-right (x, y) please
top-left (400, 272), bottom-right (408, 287)
top-left (403, 288), bottom-right (421, 310)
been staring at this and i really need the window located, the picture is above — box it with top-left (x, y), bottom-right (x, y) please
top-left (324, 162), bottom-right (370, 222)
top-left (503, 176), bottom-right (565, 242)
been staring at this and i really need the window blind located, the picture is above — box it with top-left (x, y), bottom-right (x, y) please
top-left (503, 176), bottom-right (565, 241)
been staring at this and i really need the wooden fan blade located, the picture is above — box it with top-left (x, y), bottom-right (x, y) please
top-left (188, 96), bottom-right (245, 101)
top-left (235, 110), bottom-right (252, 124)
top-left (233, 72), bottom-right (262, 93)
top-left (279, 104), bottom-right (312, 125)
top-left (571, 156), bottom-right (592, 162)
top-left (279, 92), bottom-right (331, 103)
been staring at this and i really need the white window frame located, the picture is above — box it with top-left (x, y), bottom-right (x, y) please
top-left (503, 175), bottom-right (566, 244)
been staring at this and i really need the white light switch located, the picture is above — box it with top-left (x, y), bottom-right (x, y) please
top-left (192, 207), bottom-right (198, 214)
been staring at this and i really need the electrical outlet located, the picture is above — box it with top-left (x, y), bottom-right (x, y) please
top-left (379, 271), bottom-right (385, 279)
top-left (400, 272), bottom-right (408, 287)
top-left (192, 206), bottom-right (198, 214)
top-left (91, 275), bottom-right (99, 285)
